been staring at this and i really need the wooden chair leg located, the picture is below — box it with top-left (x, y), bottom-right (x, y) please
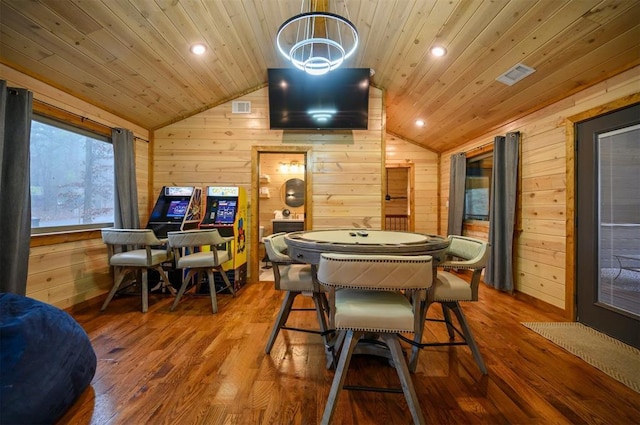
top-left (171, 269), bottom-right (196, 311)
top-left (321, 330), bottom-right (361, 425)
top-left (156, 266), bottom-right (176, 295)
top-left (265, 291), bottom-right (298, 354)
top-left (383, 334), bottom-right (426, 425)
top-left (207, 270), bottom-right (219, 313)
top-left (442, 303), bottom-right (456, 339)
top-left (450, 302), bottom-right (487, 374)
top-left (141, 269), bottom-right (149, 313)
top-left (217, 266), bottom-right (235, 296)
top-left (312, 292), bottom-right (336, 369)
top-left (409, 299), bottom-right (430, 373)
top-left (101, 268), bottom-right (127, 311)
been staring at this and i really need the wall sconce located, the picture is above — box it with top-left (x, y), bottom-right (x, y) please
top-left (279, 161), bottom-right (305, 174)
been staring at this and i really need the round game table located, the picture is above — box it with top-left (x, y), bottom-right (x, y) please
top-left (284, 229), bottom-right (450, 265)
top-left (284, 229), bottom-right (450, 368)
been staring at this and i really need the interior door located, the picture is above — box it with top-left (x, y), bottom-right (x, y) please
top-left (385, 166), bottom-right (413, 231)
top-left (575, 103), bottom-right (640, 349)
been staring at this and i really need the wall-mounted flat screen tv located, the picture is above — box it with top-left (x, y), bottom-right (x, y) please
top-left (268, 68), bottom-right (370, 130)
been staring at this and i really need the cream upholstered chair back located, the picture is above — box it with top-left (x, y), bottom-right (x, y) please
top-left (101, 227), bottom-right (164, 246)
top-left (443, 235), bottom-right (490, 269)
top-left (263, 232), bottom-right (291, 263)
top-left (318, 253), bottom-right (433, 291)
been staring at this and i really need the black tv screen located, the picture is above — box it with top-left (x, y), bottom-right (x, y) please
top-left (268, 68), bottom-right (370, 130)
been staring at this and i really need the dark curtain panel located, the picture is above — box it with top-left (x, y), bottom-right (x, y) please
top-left (447, 152), bottom-right (466, 236)
top-left (485, 132), bottom-right (520, 292)
top-left (0, 80), bottom-right (33, 295)
top-left (112, 128), bottom-right (140, 229)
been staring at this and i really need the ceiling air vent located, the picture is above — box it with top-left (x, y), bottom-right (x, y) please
top-left (232, 100), bottom-right (251, 113)
top-left (496, 63), bottom-right (536, 86)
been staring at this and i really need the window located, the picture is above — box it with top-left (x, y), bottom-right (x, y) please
top-left (464, 152), bottom-right (493, 221)
top-left (30, 115), bottom-right (114, 234)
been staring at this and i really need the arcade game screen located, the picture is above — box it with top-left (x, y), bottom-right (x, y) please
top-left (166, 200), bottom-right (189, 219)
top-left (214, 200), bottom-right (237, 225)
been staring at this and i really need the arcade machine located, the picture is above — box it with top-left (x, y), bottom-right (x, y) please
top-left (200, 186), bottom-right (248, 291)
top-left (146, 186), bottom-right (202, 238)
top-left (144, 186), bottom-right (202, 290)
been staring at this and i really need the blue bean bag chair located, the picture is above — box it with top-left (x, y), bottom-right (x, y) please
top-left (0, 293), bottom-right (97, 425)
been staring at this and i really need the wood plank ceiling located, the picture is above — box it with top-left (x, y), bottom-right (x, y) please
top-left (1, 0), bottom-right (638, 153)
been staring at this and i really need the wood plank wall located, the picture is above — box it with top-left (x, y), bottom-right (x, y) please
top-left (1, 64), bottom-right (149, 309)
top-left (439, 66), bottom-right (640, 311)
top-left (153, 86), bottom-right (385, 279)
top-left (5, 62), bottom-right (638, 311)
top-left (385, 134), bottom-right (439, 234)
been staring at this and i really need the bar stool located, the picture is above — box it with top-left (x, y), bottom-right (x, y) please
top-left (410, 235), bottom-right (490, 374)
top-left (167, 229), bottom-right (235, 314)
top-left (317, 253), bottom-right (433, 425)
top-left (263, 233), bottom-right (333, 367)
top-left (100, 228), bottom-right (174, 313)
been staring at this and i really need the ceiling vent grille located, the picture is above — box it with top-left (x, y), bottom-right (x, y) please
top-left (232, 100), bottom-right (251, 113)
top-left (496, 63), bottom-right (536, 86)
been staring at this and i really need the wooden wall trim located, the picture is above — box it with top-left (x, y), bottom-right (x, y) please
top-left (33, 100), bottom-right (112, 137)
top-left (30, 229), bottom-right (103, 247)
top-left (250, 145), bottom-right (313, 281)
top-left (564, 92), bottom-right (640, 320)
top-left (513, 289), bottom-right (565, 317)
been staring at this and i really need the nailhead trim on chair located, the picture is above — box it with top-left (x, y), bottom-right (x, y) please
top-left (317, 254), bottom-right (433, 291)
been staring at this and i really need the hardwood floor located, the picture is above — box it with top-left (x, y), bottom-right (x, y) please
top-left (59, 276), bottom-right (640, 425)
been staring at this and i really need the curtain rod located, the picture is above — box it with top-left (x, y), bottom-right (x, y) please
top-left (467, 131), bottom-right (520, 154)
top-left (469, 141), bottom-right (493, 152)
top-left (33, 98), bottom-right (149, 143)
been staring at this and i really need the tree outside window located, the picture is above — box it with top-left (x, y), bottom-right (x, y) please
top-left (30, 116), bottom-right (114, 233)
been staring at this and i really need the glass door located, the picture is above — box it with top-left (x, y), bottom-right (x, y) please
top-left (576, 103), bottom-right (640, 349)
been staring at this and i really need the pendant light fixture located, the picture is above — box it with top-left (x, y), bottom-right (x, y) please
top-left (276, 0), bottom-right (359, 76)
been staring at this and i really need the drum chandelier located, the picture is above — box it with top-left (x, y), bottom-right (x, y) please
top-left (276, 0), bottom-right (359, 76)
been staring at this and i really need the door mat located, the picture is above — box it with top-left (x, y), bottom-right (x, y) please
top-left (521, 322), bottom-right (639, 393)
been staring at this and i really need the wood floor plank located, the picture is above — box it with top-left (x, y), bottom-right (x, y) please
top-left (58, 277), bottom-right (640, 424)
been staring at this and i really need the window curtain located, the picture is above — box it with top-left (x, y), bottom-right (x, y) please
top-left (0, 81), bottom-right (33, 295)
top-left (112, 128), bottom-right (140, 229)
top-left (485, 132), bottom-right (520, 292)
top-left (447, 152), bottom-right (466, 236)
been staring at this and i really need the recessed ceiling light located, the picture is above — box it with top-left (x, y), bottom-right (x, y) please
top-left (415, 119), bottom-right (425, 127)
top-left (190, 44), bottom-right (207, 55)
top-left (430, 46), bottom-right (447, 57)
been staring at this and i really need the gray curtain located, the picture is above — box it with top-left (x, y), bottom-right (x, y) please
top-left (485, 132), bottom-right (520, 292)
top-left (447, 152), bottom-right (466, 236)
top-left (0, 81), bottom-right (33, 295)
top-left (112, 128), bottom-right (140, 229)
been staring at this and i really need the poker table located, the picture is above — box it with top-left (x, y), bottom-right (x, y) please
top-left (284, 229), bottom-right (450, 367)
top-left (284, 229), bottom-right (450, 265)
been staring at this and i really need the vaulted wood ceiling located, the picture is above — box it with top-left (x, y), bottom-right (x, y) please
top-left (1, 0), bottom-right (638, 153)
